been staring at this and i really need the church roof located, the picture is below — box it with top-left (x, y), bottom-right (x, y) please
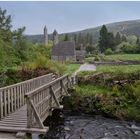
top-left (53, 29), bottom-right (58, 35)
top-left (52, 41), bottom-right (75, 56)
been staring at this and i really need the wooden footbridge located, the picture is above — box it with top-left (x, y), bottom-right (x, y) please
top-left (0, 73), bottom-right (72, 134)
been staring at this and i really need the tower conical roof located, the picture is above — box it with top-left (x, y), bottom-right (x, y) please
top-left (53, 29), bottom-right (58, 35)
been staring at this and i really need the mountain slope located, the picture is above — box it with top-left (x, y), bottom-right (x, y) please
top-left (25, 19), bottom-right (140, 44)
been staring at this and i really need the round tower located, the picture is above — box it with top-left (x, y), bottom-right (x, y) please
top-left (53, 29), bottom-right (59, 45)
top-left (44, 26), bottom-right (48, 46)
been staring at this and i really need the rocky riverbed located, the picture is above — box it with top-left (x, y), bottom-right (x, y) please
top-left (43, 110), bottom-right (140, 139)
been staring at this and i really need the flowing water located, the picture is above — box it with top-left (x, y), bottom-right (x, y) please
top-left (42, 110), bottom-right (140, 139)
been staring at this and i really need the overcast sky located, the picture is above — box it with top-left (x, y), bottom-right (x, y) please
top-left (0, 1), bottom-right (140, 35)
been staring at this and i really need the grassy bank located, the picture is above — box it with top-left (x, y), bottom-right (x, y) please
top-left (104, 54), bottom-right (140, 61)
top-left (65, 63), bottom-right (81, 75)
top-left (78, 65), bottom-right (140, 77)
top-left (66, 64), bottom-right (140, 122)
top-left (0, 62), bottom-right (81, 88)
top-left (67, 81), bottom-right (140, 122)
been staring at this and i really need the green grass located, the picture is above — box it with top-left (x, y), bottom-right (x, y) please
top-left (85, 57), bottom-right (95, 62)
top-left (75, 84), bottom-right (111, 96)
top-left (96, 65), bottom-right (140, 73)
top-left (104, 54), bottom-right (140, 61)
top-left (65, 63), bottom-right (81, 75)
top-left (78, 65), bottom-right (140, 76)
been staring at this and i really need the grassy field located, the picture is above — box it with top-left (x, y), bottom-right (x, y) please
top-left (78, 65), bottom-right (140, 76)
top-left (85, 57), bottom-right (95, 62)
top-left (75, 84), bottom-right (112, 96)
top-left (104, 54), bottom-right (140, 61)
top-left (65, 63), bottom-right (81, 75)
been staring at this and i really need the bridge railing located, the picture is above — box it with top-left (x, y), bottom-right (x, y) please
top-left (25, 74), bottom-right (71, 129)
top-left (0, 73), bottom-right (53, 119)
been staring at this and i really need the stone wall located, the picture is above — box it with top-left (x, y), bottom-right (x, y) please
top-left (52, 55), bottom-right (76, 62)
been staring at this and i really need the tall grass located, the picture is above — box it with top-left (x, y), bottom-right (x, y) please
top-left (65, 64), bottom-right (81, 75)
top-left (78, 65), bottom-right (140, 76)
top-left (104, 54), bottom-right (140, 61)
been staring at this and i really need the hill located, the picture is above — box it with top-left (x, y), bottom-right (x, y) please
top-left (25, 19), bottom-right (140, 44)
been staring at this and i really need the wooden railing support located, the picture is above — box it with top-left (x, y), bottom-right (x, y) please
top-left (0, 73), bottom-right (53, 120)
top-left (26, 97), bottom-right (44, 128)
top-left (25, 74), bottom-right (71, 129)
top-left (50, 86), bottom-right (61, 107)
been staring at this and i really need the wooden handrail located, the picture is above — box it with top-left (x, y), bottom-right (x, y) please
top-left (25, 74), bottom-right (70, 128)
top-left (0, 73), bottom-right (53, 90)
top-left (0, 73), bottom-right (53, 119)
top-left (25, 74), bottom-right (68, 98)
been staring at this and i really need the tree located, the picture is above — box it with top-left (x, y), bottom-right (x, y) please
top-left (98, 25), bottom-right (116, 53)
top-left (98, 25), bottom-right (108, 53)
top-left (74, 34), bottom-right (77, 44)
top-left (136, 37), bottom-right (140, 53)
top-left (115, 32), bottom-right (121, 45)
top-left (13, 27), bottom-right (28, 61)
top-left (107, 32), bottom-right (115, 51)
top-left (121, 35), bottom-right (127, 42)
top-left (0, 8), bottom-right (12, 43)
top-left (64, 34), bottom-right (69, 41)
top-left (105, 48), bottom-right (113, 55)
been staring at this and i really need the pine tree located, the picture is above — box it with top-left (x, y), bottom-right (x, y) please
top-left (98, 25), bottom-right (108, 53)
top-left (64, 34), bottom-right (69, 41)
top-left (115, 32), bottom-right (121, 45)
top-left (107, 32), bottom-right (115, 51)
top-left (136, 37), bottom-right (140, 53)
top-left (121, 35), bottom-right (127, 42)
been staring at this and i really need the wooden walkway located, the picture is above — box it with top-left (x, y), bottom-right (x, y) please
top-left (0, 73), bottom-right (72, 134)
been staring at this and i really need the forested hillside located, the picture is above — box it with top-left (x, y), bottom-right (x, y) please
top-left (26, 19), bottom-right (140, 44)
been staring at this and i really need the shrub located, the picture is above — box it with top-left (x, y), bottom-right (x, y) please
top-left (94, 55), bottom-right (100, 61)
top-left (105, 48), bottom-right (113, 55)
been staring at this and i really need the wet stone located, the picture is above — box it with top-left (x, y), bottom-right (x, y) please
top-left (44, 113), bottom-right (140, 139)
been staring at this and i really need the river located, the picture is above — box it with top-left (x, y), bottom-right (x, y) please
top-left (41, 110), bottom-right (140, 139)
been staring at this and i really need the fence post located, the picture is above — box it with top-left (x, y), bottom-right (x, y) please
top-left (26, 97), bottom-right (33, 128)
top-left (0, 90), bottom-right (3, 119)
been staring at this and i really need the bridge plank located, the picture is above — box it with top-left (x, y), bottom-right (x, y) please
top-left (0, 126), bottom-right (49, 134)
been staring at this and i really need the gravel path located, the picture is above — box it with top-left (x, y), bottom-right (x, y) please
top-left (78, 63), bottom-right (96, 71)
top-left (74, 63), bottom-right (96, 76)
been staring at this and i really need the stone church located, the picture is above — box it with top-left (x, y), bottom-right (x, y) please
top-left (51, 30), bottom-right (76, 62)
top-left (43, 26), bottom-right (86, 62)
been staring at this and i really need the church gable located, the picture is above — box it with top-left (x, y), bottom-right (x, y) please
top-left (52, 41), bottom-right (76, 57)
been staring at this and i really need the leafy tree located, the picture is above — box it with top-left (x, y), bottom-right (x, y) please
top-left (118, 42), bottom-right (136, 54)
top-left (0, 8), bottom-right (12, 43)
top-left (105, 48), bottom-right (113, 55)
top-left (127, 35), bottom-right (137, 44)
top-left (13, 27), bottom-right (28, 61)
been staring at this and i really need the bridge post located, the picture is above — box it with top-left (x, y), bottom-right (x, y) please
top-left (0, 90), bottom-right (3, 119)
top-left (26, 97), bottom-right (33, 128)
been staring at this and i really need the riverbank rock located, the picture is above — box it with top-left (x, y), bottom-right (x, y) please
top-left (64, 127), bottom-right (71, 131)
